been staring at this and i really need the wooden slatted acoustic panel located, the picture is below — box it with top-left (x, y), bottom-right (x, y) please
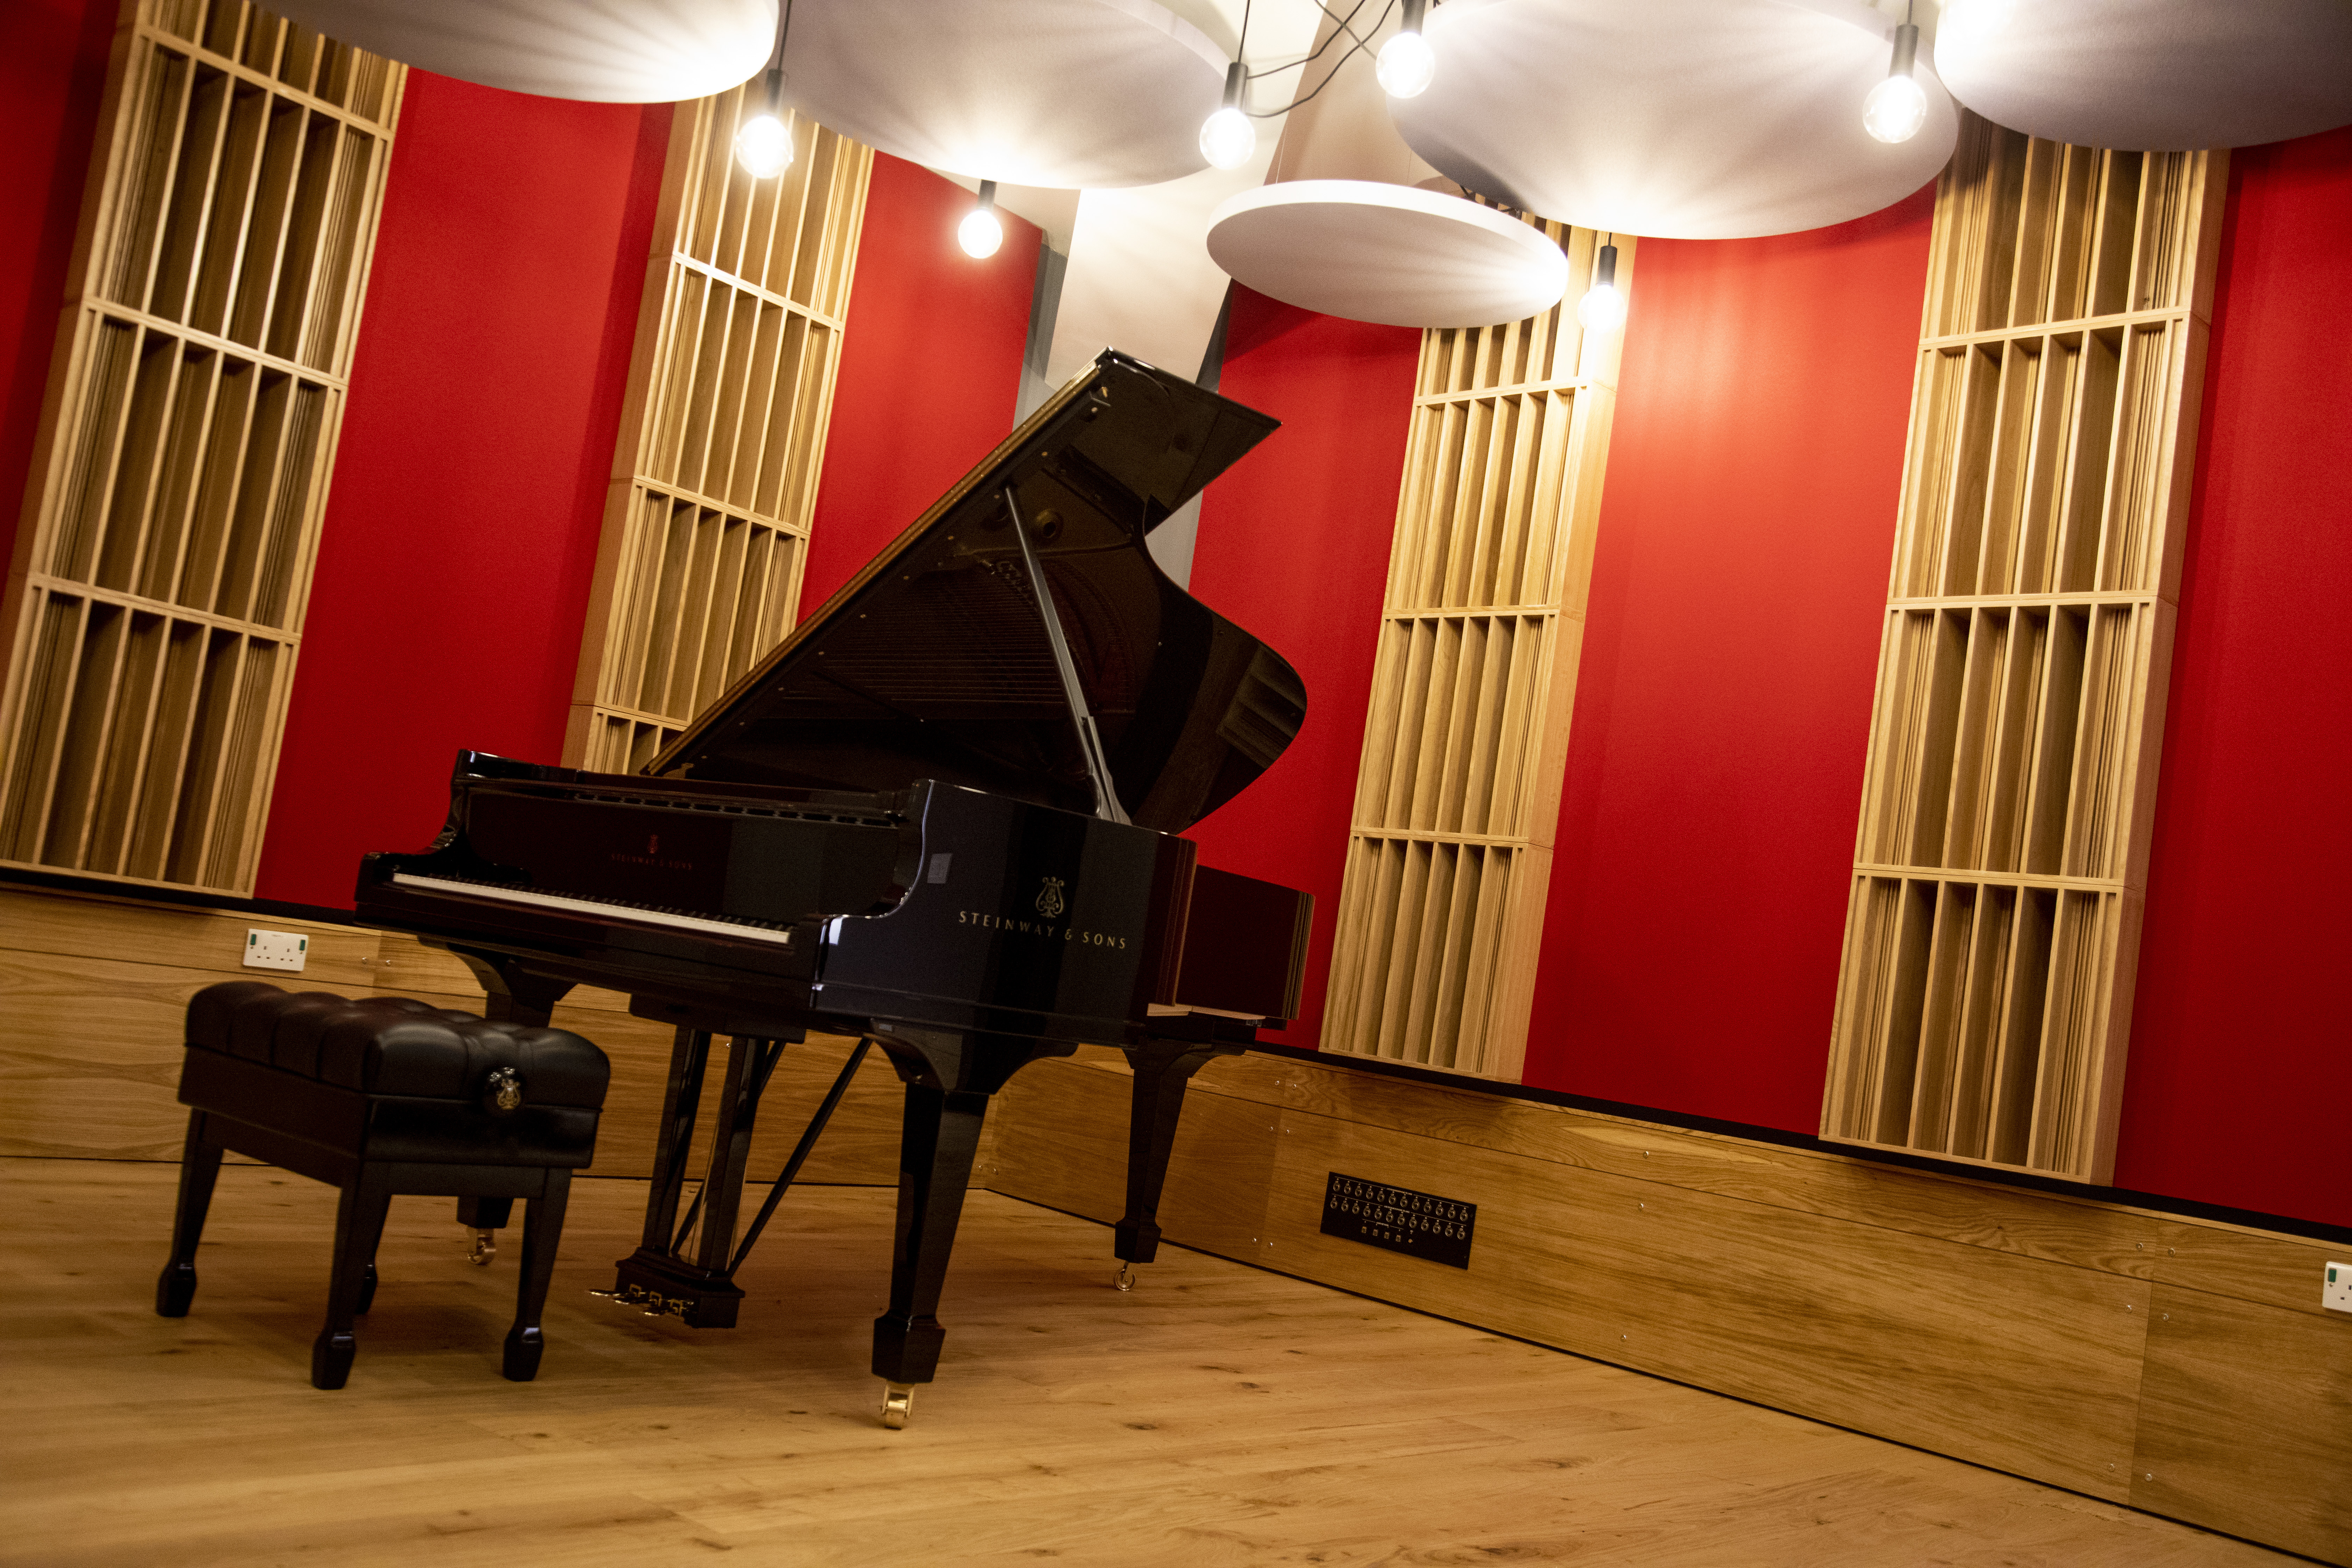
top-left (1823, 117), bottom-right (2226, 1182)
top-left (566, 94), bottom-right (872, 773)
top-left (0, 0), bottom-right (403, 895)
top-left (1324, 222), bottom-right (1631, 1079)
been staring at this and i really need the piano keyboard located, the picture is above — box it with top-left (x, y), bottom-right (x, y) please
top-left (390, 874), bottom-right (798, 948)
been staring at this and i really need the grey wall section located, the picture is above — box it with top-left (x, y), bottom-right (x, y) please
top-left (1015, 239), bottom-right (1070, 424)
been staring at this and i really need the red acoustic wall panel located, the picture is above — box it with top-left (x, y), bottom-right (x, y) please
top-left (1185, 287), bottom-right (1422, 1055)
top-left (2112, 129), bottom-right (2352, 1227)
top-left (252, 76), bottom-right (669, 906)
top-left (1520, 191), bottom-right (1937, 1129)
top-left (1, 0), bottom-right (117, 591)
top-left (800, 155), bottom-right (1037, 615)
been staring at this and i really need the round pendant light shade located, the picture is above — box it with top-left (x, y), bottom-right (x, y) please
top-left (265, 0), bottom-right (775, 102)
top-left (1387, 0), bottom-right (1958, 240)
top-left (1206, 181), bottom-right (1569, 329)
top-left (1933, 0), bottom-right (2352, 152)
top-left (776, 0), bottom-right (1227, 188)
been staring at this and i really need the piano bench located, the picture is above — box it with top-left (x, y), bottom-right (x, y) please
top-left (154, 979), bottom-right (611, 1390)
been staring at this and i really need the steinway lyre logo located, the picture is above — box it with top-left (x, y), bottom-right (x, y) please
top-left (1036, 876), bottom-right (1066, 918)
top-left (648, 833), bottom-right (659, 855)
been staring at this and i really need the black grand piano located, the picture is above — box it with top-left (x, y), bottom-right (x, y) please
top-left (356, 351), bottom-right (1312, 1427)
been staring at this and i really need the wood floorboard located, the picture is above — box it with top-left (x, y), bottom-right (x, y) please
top-left (0, 1158), bottom-right (2300, 1567)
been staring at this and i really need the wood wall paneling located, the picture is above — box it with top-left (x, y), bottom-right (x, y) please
top-left (1256, 1104), bottom-right (2149, 1502)
top-left (0, 1), bottom-right (404, 897)
top-left (1823, 119), bottom-right (2228, 1183)
top-left (989, 1044), bottom-right (2350, 1563)
top-left (565, 91), bottom-right (873, 771)
top-left (987, 1050), bottom-right (1281, 1267)
top-left (2130, 1282), bottom-right (2352, 1564)
top-left (1323, 224), bottom-right (1630, 1081)
top-left (0, 885), bottom-right (901, 1184)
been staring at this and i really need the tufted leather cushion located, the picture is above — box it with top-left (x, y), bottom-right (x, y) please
top-left (181, 981), bottom-right (610, 1168)
top-left (188, 980), bottom-right (609, 1107)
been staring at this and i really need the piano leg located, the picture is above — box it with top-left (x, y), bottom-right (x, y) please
top-left (874, 1080), bottom-right (989, 1427)
top-left (450, 949), bottom-right (576, 1256)
top-left (864, 1024), bottom-right (1072, 1428)
top-left (451, 947), bottom-right (576, 1029)
top-left (1111, 1034), bottom-right (1247, 1288)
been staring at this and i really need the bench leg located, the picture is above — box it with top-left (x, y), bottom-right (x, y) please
top-left (503, 1170), bottom-right (571, 1382)
top-left (155, 1111), bottom-right (224, 1317)
top-left (312, 1168), bottom-right (393, 1390)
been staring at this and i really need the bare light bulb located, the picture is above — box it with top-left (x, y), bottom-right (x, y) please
top-left (735, 111), bottom-right (793, 178)
top-left (1863, 74), bottom-right (1928, 143)
top-left (1201, 60), bottom-right (1255, 170)
top-left (959, 180), bottom-right (1003, 259)
top-left (1863, 23), bottom-right (1927, 144)
top-left (1377, 0), bottom-right (1435, 97)
top-left (1577, 241), bottom-right (1625, 332)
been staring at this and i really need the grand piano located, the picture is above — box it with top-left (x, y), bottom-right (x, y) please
top-left (356, 351), bottom-right (1312, 1427)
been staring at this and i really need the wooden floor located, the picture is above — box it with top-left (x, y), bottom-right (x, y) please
top-left (0, 1159), bottom-right (2303, 1567)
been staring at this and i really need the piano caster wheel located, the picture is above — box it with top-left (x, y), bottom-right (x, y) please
top-left (880, 1382), bottom-right (915, 1430)
top-left (467, 1227), bottom-right (497, 1267)
top-left (1115, 1263), bottom-right (1136, 1292)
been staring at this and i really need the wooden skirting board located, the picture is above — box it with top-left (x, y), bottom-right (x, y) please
top-left (2, 880), bottom-right (2343, 1563)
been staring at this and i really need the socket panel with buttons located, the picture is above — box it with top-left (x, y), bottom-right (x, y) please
top-left (244, 929), bottom-right (308, 972)
top-left (2326, 1262), bottom-right (2351, 1315)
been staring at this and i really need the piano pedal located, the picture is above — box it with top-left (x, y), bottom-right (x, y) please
top-left (588, 1283), bottom-right (694, 1320)
top-left (880, 1382), bottom-right (915, 1429)
top-left (466, 1227), bottom-right (498, 1266)
top-left (1115, 1262), bottom-right (1137, 1292)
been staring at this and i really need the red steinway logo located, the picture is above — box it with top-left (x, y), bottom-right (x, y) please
top-left (610, 829), bottom-right (692, 871)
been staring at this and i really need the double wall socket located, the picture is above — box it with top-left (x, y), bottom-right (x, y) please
top-left (2327, 1263), bottom-right (2351, 1315)
top-left (244, 929), bottom-right (308, 972)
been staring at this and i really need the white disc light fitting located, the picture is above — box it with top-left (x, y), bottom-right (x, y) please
top-left (264, 0), bottom-right (775, 102)
top-left (770, 0), bottom-right (1227, 188)
top-left (1388, 0), bottom-right (1958, 240)
top-left (1206, 181), bottom-right (1568, 330)
top-left (1933, 0), bottom-right (2352, 151)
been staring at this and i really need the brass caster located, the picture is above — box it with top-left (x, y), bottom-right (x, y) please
top-left (1115, 1263), bottom-right (1136, 1292)
top-left (880, 1382), bottom-right (915, 1430)
top-left (466, 1227), bottom-right (497, 1266)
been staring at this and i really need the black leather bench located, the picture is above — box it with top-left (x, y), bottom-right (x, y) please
top-left (156, 980), bottom-right (611, 1388)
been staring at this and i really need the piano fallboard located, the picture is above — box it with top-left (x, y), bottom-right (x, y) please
top-left (360, 766), bottom-right (1197, 1049)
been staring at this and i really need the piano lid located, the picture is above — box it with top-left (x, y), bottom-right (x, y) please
top-left (651, 350), bottom-right (1302, 835)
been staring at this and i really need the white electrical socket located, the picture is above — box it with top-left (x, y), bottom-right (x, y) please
top-left (244, 928), bottom-right (308, 972)
top-left (2326, 1262), bottom-right (2352, 1315)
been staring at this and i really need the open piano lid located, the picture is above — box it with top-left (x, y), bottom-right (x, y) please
top-left (651, 351), bottom-right (1301, 835)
